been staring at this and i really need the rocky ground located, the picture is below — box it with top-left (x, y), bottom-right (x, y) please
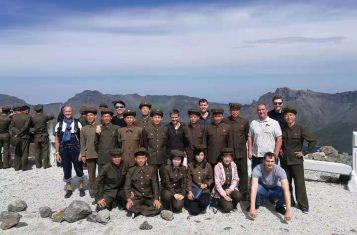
top-left (0, 165), bottom-right (357, 235)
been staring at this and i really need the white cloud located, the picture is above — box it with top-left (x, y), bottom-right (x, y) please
top-left (0, 2), bottom-right (356, 77)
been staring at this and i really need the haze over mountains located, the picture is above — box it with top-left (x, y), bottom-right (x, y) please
top-left (1, 87), bottom-right (356, 153)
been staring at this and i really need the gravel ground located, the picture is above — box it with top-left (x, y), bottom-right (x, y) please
top-left (0, 165), bottom-right (357, 235)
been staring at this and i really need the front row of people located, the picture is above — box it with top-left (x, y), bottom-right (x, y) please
top-left (95, 145), bottom-right (291, 221)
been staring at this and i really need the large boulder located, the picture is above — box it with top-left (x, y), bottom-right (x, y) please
top-left (39, 207), bottom-right (52, 218)
top-left (0, 211), bottom-right (21, 222)
top-left (63, 200), bottom-right (92, 223)
top-left (7, 200), bottom-right (27, 212)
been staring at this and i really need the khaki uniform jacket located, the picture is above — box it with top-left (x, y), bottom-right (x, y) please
top-left (9, 113), bottom-right (31, 139)
top-left (224, 116), bottom-right (249, 159)
top-left (96, 123), bottom-right (119, 165)
top-left (161, 164), bottom-right (187, 195)
top-left (281, 123), bottom-right (316, 165)
top-left (31, 113), bottom-right (54, 137)
top-left (203, 122), bottom-right (233, 164)
top-left (96, 161), bottom-right (129, 199)
top-left (135, 116), bottom-right (152, 129)
top-left (118, 126), bottom-right (145, 166)
top-left (80, 123), bottom-right (98, 159)
top-left (186, 162), bottom-right (213, 193)
top-left (124, 165), bottom-right (159, 200)
top-left (187, 123), bottom-right (204, 147)
top-left (144, 124), bottom-right (168, 165)
top-left (0, 113), bottom-right (11, 136)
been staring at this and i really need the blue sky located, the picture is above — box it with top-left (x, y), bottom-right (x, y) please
top-left (0, 0), bottom-right (356, 104)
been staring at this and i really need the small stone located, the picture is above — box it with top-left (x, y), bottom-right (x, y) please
top-left (0, 211), bottom-right (21, 222)
top-left (351, 229), bottom-right (357, 233)
top-left (160, 210), bottom-right (174, 221)
top-left (139, 221), bottom-right (153, 230)
top-left (97, 209), bottom-right (110, 223)
top-left (1, 217), bottom-right (20, 230)
top-left (86, 214), bottom-right (99, 223)
top-left (7, 200), bottom-right (27, 212)
top-left (39, 207), bottom-right (52, 218)
top-left (51, 209), bottom-right (65, 223)
top-left (224, 227), bottom-right (232, 231)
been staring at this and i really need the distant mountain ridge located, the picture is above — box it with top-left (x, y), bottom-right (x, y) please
top-left (1, 88), bottom-right (356, 153)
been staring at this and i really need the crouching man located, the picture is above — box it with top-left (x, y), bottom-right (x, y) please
top-left (96, 149), bottom-right (128, 211)
top-left (248, 152), bottom-right (292, 221)
top-left (125, 147), bottom-right (162, 217)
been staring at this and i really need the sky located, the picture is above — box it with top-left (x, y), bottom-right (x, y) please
top-left (0, 0), bottom-right (356, 104)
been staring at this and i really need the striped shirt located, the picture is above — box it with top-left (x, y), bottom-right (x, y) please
top-left (248, 117), bottom-right (282, 158)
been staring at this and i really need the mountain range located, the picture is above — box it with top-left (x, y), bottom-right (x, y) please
top-left (1, 87), bottom-right (356, 153)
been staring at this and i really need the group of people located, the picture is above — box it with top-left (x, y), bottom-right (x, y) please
top-left (0, 95), bottom-right (317, 221)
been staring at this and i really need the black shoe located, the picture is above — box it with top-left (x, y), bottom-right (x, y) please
top-left (246, 205), bottom-right (259, 212)
top-left (79, 189), bottom-right (85, 197)
top-left (126, 211), bottom-right (133, 217)
top-left (275, 206), bottom-right (286, 215)
top-left (291, 200), bottom-right (296, 207)
top-left (301, 207), bottom-right (309, 214)
top-left (65, 190), bottom-right (73, 198)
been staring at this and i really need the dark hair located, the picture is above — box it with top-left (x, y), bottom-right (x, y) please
top-left (272, 95), bottom-right (283, 102)
top-left (193, 149), bottom-right (207, 169)
top-left (198, 98), bottom-right (208, 105)
top-left (264, 152), bottom-right (276, 159)
top-left (170, 109), bottom-right (180, 116)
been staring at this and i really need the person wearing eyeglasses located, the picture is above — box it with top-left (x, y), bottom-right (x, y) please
top-left (111, 100), bottom-right (127, 128)
top-left (268, 95), bottom-right (285, 127)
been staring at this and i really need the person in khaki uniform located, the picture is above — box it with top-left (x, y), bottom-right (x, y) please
top-left (135, 101), bottom-right (152, 129)
top-left (117, 110), bottom-right (145, 167)
top-left (95, 108), bottom-right (119, 172)
top-left (80, 107), bottom-right (98, 197)
top-left (0, 106), bottom-right (12, 169)
top-left (203, 108), bottom-right (233, 168)
top-left (96, 149), bottom-right (129, 211)
top-left (160, 150), bottom-right (187, 212)
top-left (143, 109), bottom-right (168, 174)
top-left (185, 144), bottom-right (213, 215)
top-left (9, 105), bottom-right (31, 171)
top-left (31, 104), bottom-right (55, 169)
top-left (281, 107), bottom-right (316, 214)
top-left (223, 103), bottom-right (249, 200)
top-left (125, 148), bottom-right (162, 217)
top-left (186, 109), bottom-right (204, 163)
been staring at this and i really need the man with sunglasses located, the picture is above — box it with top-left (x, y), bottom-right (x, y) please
top-left (112, 100), bottom-right (127, 128)
top-left (268, 95), bottom-right (285, 127)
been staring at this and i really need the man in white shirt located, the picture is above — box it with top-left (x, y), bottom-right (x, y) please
top-left (248, 103), bottom-right (282, 170)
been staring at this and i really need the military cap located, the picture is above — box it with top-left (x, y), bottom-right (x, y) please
top-left (100, 107), bottom-right (114, 116)
top-left (34, 104), bottom-right (43, 112)
top-left (79, 106), bottom-right (88, 115)
top-left (139, 101), bottom-right (152, 109)
top-left (134, 147), bottom-right (149, 157)
top-left (193, 144), bottom-right (207, 152)
top-left (229, 103), bottom-right (242, 109)
top-left (221, 147), bottom-right (234, 155)
top-left (83, 106), bottom-right (98, 115)
top-left (99, 103), bottom-right (108, 108)
top-left (109, 148), bottom-right (123, 157)
top-left (150, 108), bottom-right (163, 117)
top-left (112, 100), bottom-right (126, 107)
top-left (123, 109), bottom-right (136, 118)
top-left (22, 105), bottom-right (30, 111)
top-left (170, 149), bottom-right (185, 159)
top-left (211, 108), bottom-right (224, 115)
top-left (187, 109), bottom-right (201, 116)
top-left (283, 106), bottom-right (297, 115)
top-left (1, 106), bottom-right (11, 112)
top-left (12, 104), bottom-right (23, 111)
